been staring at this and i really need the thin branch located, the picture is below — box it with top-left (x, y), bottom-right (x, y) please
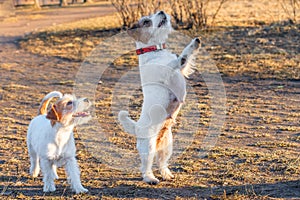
top-left (211, 0), bottom-right (228, 26)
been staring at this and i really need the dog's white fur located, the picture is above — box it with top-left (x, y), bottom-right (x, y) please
top-left (27, 91), bottom-right (91, 193)
top-left (118, 11), bottom-right (200, 184)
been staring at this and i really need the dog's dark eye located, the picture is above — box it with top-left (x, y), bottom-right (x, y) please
top-left (66, 101), bottom-right (73, 106)
top-left (143, 19), bottom-right (151, 26)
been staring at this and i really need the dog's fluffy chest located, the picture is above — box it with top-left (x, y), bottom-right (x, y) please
top-left (139, 51), bottom-right (187, 102)
top-left (28, 115), bottom-right (75, 162)
top-left (54, 126), bottom-right (73, 146)
top-left (139, 50), bottom-right (177, 66)
top-left (47, 126), bottom-right (74, 161)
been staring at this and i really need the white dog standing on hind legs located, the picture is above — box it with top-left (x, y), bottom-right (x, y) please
top-left (118, 11), bottom-right (201, 184)
top-left (27, 91), bottom-right (91, 193)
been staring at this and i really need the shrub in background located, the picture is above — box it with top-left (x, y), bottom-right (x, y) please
top-left (111, 0), bottom-right (228, 30)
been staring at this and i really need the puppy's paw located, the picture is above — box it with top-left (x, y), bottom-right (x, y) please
top-left (143, 176), bottom-right (160, 185)
top-left (30, 169), bottom-right (40, 178)
top-left (30, 164), bottom-right (40, 178)
top-left (43, 182), bottom-right (56, 192)
top-left (72, 185), bottom-right (88, 194)
top-left (160, 168), bottom-right (174, 180)
top-left (143, 173), bottom-right (160, 185)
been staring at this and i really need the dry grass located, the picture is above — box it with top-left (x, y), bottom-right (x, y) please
top-left (1, 0), bottom-right (300, 199)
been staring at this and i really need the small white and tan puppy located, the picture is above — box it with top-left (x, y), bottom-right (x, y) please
top-left (27, 91), bottom-right (91, 193)
top-left (119, 11), bottom-right (200, 184)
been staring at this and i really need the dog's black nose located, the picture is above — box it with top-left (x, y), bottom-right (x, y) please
top-left (158, 11), bottom-right (165, 15)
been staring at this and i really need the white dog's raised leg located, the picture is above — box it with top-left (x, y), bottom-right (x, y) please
top-left (179, 38), bottom-right (200, 65)
top-left (40, 158), bottom-right (56, 192)
top-left (179, 38), bottom-right (201, 77)
top-left (64, 157), bottom-right (88, 194)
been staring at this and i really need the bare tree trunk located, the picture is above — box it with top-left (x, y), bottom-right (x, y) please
top-left (60, 0), bottom-right (68, 6)
top-left (84, 0), bottom-right (94, 3)
top-left (34, 0), bottom-right (41, 9)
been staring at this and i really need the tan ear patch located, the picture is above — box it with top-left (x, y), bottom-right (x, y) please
top-left (46, 104), bottom-right (60, 121)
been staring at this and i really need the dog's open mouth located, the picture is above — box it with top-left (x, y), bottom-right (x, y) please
top-left (72, 111), bottom-right (90, 118)
top-left (158, 16), bottom-right (167, 28)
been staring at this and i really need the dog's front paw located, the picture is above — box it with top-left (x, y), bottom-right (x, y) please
top-left (160, 168), bottom-right (174, 180)
top-left (30, 168), bottom-right (40, 178)
top-left (72, 185), bottom-right (88, 194)
top-left (143, 174), bottom-right (159, 185)
top-left (43, 182), bottom-right (56, 192)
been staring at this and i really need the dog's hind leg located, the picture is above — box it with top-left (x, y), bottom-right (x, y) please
top-left (156, 129), bottom-right (174, 180)
top-left (137, 136), bottom-right (160, 185)
top-left (156, 117), bottom-right (176, 180)
top-left (136, 104), bottom-right (168, 184)
top-left (28, 145), bottom-right (40, 177)
top-left (52, 164), bottom-right (59, 179)
top-left (157, 101), bottom-right (182, 180)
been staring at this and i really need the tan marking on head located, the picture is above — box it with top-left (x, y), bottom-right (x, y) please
top-left (46, 104), bottom-right (61, 121)
top-left (46, 97), bottom-right (74, 126)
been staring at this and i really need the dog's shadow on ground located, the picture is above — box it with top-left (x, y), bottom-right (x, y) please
top-left (90, 180), bottom-right (300, 199)
top-left (0, 175), bottom-right (65, 197)
top-left (3, 177), bottom-right (298, 198)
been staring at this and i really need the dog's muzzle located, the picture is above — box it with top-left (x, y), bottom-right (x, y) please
top-left (158, 11), bottom-right (167, 28)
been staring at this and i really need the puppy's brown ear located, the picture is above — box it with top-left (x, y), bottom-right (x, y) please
top-left (46, 104), bottom-right (60, 121)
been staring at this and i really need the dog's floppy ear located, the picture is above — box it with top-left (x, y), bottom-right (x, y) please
top-left (127, 24), bottom-right (151, 44)
top-left (127, 23), bottom-right (140, 40)
top-left (46, 104), bottom-right (60, 121)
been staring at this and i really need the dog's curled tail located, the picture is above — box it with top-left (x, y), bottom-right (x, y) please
top-left (38, 91), bottom-right (63, 115)
top-left (118, 111), bottom-right (136, 135)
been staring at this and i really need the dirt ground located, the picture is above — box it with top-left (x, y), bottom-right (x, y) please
top-left (0, 1), bottom-right (299, 199)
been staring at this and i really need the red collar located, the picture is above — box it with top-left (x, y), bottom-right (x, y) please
top-left (136, 43), bottom-right (166, 55)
